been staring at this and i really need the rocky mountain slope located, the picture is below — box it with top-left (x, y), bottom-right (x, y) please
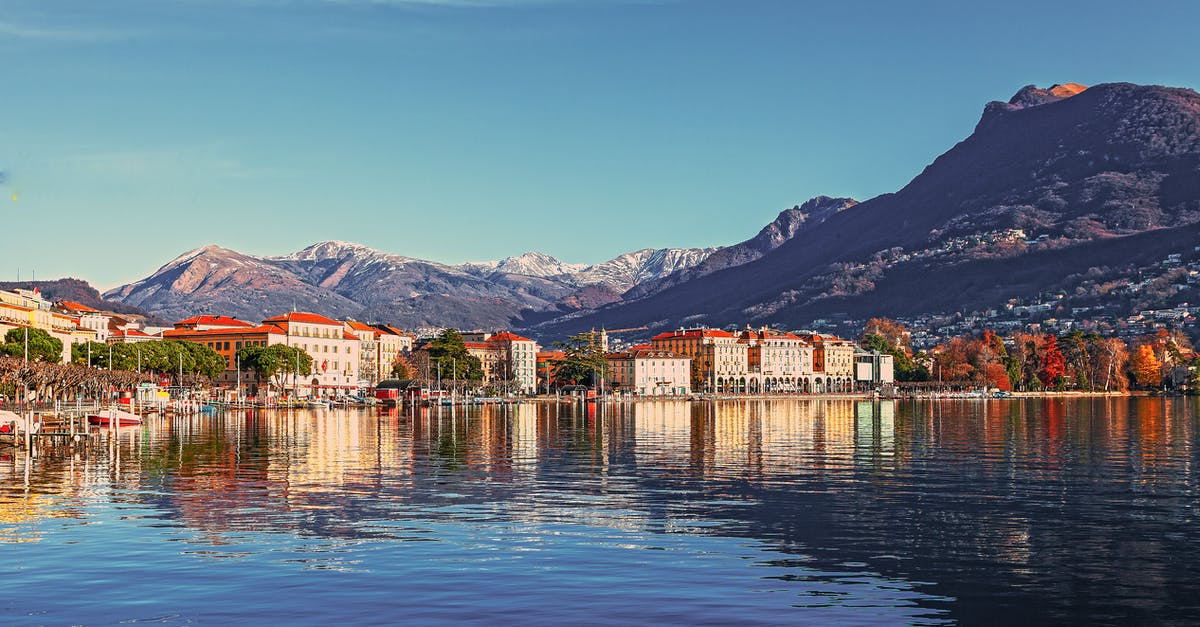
top-left (537, 82), bottom-right (1200, 337)
top-left (624, 196), bottom-right (857, 299)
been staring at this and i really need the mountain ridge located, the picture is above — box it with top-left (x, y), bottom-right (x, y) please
top-left (535, 82), bottom-right (1200, 338)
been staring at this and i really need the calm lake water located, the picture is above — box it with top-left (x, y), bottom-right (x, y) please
top-left (3, 398), bottom-right (1200, 625)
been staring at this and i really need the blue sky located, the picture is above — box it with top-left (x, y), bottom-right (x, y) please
top-left (1, 0), bottom-right (1197, 289)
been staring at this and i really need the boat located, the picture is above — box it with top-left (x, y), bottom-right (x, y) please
top-left (0, 409), bottom-right (20, 434)
top-left (88, 408), bottom-right (144, 427)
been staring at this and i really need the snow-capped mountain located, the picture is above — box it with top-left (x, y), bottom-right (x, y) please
top-left (461, 252), bottom-right (588, 279)
top-left (105, 241), bottom-right (716, 329)
top-left (103, 199), bottom-right (840, 330)
top-left (574, 247), bottom-right (718, 290)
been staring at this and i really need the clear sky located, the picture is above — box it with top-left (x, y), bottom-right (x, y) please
top-left (1, 0), bottom-right (1197, 289)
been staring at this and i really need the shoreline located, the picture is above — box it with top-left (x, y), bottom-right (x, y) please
top-left (525, 390), bottom-right (1141, 403)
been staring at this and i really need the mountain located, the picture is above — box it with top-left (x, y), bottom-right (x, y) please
top-left (624, 196), bottom-right (857, 299)
top-left (536, 82), bottom-right (1200, 337)
top-left (105, 245), bottom-right (364, 324)
top-left (104, 240), bottom-right (721, 329)
top-left (461, 251), bottom-right (588, 279)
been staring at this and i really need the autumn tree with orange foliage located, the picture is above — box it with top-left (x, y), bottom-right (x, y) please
top-left (1130, 344), bottom-right (1163, 389)
top-left (933, 330), bottom-right (1131, 392)
top-left (863, 318), bottom-right (912, 352)
top-left (930, 329), bottom-right (1012, 389)
top-left (860, 318), bottom-right (927, 381)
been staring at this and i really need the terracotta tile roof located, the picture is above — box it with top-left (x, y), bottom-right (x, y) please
top-left (537, 350), bottom-right (567, 360)
top-left (163, 325), bottom-right (285, 338)
top-left (608, 349), bottom-right (687, 360)
top-left (342, 332), bottom-right (358, 340)
top-left (487, 331), bottom-right (534, 343)
top-left (116, 328), bottom-right (154, 337)
top-left (263, 312), bottom-right (342, 326)
top-left (59, 301), bottom-right (100, 313)
top-left (175, 315), bottom-right (254, 327)
top-left (738, 329), bottom-right (803, 342)
top-left (344, 320), bottom-right (376, 332)
top-left (463, 341), bottom-right (494, 350)
top-left (651, 329), bottom-right (734, 340)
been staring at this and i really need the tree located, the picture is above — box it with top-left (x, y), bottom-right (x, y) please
top-left (1096, 337), bottom-right (1130, 392)
top-left (423, 329), bottom-right (484, 382)
top-left (1131, 344), bottom-right (1163, 389)
top-left (390, 354), bottom-right (413, 379)
top-left (69, 340), bottom-right (225, 381)
top-left (1039, 334), bottom-right (1066, 389)
top-left (237, 344), bottom-right (313, 393)
top-left (2, 328), bottom-right (63, 363)
top-left (553, 331), bottom-right (608, 386)
top-left (862, 318), bottom-right (912, 353)
top-left (861, 320), bottom-right (928, 382)
top-left (690, 358), bottom-right (706, 391)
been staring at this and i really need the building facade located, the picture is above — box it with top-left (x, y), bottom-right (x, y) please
top-left (606, 348), bottom-right (691, 396)
top-left (264, 312), bottom-right (360, 396)
top-left (650, 328), bottom-right (747, 393)
top-left (738, 327), bottom-right (814, 393)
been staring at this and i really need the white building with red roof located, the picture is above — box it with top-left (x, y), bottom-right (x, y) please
top-left (606, 347), bottom-right (691, 396)
top-left (650, 328), bottom-right (747, 393)
top-left (737, 327), bottom-right (814, 393)
top-left (263, 312), bottom-right (360, 396)
top-left (461, 331), bottom-right (540, 393)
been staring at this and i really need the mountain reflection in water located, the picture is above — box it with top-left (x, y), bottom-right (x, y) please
top-left (2, 398), bottom-right (1199, 624)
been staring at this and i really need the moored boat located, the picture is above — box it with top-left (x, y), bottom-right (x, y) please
top-left (88, 408), bottom-right (144, 427)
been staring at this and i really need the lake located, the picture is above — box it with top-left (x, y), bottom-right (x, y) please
top-left (3, 398), bottom-right (1199, 624)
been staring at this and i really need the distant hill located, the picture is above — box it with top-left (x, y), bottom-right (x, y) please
top-left (535, 82), bottom-right (1200, 337)
top-left (0, 278), bottom-right (165, 323)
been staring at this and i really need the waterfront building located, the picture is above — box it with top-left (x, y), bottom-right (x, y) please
top-left (165, 312), bottom-right (360, 397)
top-left (606, 348), bottom-right (691, 396)
top-left (173, 315), bottom-right (255, 331)
top-left (0, 288), bottom-right (77, 363)
top-left (460, 331), bottom-right (540, 394)
top-left (162, 318), bottom-right (285, 393)
top-left (854, 350), bottom-right (896, 391)
top-left (536, 350), bottom-right (567, 393)
top-left (109, 327), bottom-right (158, 343)
top-left (264, 312), bottom-right (360, 396)
top-left (798, 333), bottom-right (857, 393)
top-left (373, 325), bottom-right (414, 380)
top-left (344, 320), bottom-right (384, 388)
top-left (737, 327), bottom-right (814, 393)
top-left (59, 301), bottom-right (111, 343)
top-left (649, 328), bottom-right (747, 393)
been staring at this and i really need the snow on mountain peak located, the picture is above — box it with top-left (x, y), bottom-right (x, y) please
top-left (280, 240), bottom-right (381, 262)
